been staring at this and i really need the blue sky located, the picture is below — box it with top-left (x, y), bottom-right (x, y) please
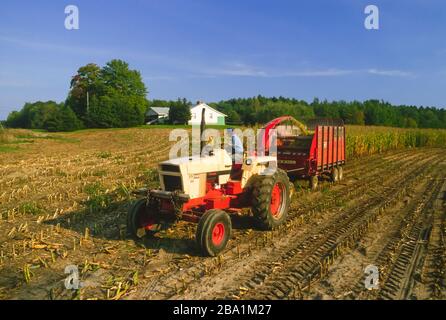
top-left (1, 0), bottom-right (446, 120)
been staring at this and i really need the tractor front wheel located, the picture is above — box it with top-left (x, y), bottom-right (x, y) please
top-left (252, 169), bottom-right (290, 230)
top-left (196, 209), bottom-right (232, 257)
top-left (127, 198), bottom-right (162, 239)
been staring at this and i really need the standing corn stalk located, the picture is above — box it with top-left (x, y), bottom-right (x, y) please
top-left (346, 125), bottom-right (446, 158)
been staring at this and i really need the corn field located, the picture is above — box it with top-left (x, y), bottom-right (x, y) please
top-left (345, 125), bottom-right (446, 158)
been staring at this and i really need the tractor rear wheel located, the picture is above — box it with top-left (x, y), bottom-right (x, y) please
top-left (196, 209), bottom-right (232, 257)
top-left (331, 167), bottom-right (340, 183)
top-left (127, 198), bottom-right (162, 239)
top-left (252, 169), bottom-right (290, 230)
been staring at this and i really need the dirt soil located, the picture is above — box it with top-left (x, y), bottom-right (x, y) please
top-left (0, 128), bottom-right (445, 300)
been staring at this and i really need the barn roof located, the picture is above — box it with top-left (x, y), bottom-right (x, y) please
top-left (191, 102), bottom-right (227, 117)
top-left (147, 107), bottom-right (170, 115)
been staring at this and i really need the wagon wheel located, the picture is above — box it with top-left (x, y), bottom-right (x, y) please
top-left (309, 175), bottom-right (319, 191)
top-left (127, 198), bottom-right (163, 239)
top-left (196, 209), bottom-right (232, 257)
top-left (331, 167), bottom-right (340, 183)
top-left (252, 169), bottom-right (290, 230)
top-left (338, 166), bottom-right (344, 181)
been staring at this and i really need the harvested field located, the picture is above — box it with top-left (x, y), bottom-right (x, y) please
top-left (0, 126), bottom-right (445, 300)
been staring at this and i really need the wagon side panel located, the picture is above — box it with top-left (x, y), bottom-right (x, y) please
top-left (328, 126), bottom-right (334, 167)
top-left (338, 126), bottom-right (346, 163)
top-left (315, 125), bottom-right (346, 173)
top-left (316, 126), bottom-right (322, 169)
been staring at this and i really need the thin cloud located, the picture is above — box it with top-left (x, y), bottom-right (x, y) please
top-left (277, 69), bottom-right (354, 77)
top-left (202, 63), bottom-right (268, 77)
top-left (367, 68), bottom-right (414, 77)
top-left (217, 69), bottom-right (267, 77)
top-left (0, 34), bottom-right (203, 70)
top-left (0, 35), bottom-right (109, 56)
top-left (200, 62), bottom-right (353, 78)
top-left (144, 75), bottom-right (177, 81)
top-left (0, 73), bottom-right (38, 88)
top-left (199, 64), bottom-right (414, 78)
top-left (0, 81), bottom-right (30, 88)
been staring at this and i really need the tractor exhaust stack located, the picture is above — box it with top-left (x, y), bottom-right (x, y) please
top-left (200, 107), bottom-right (206, 153)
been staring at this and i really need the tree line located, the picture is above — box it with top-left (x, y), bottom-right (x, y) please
top-left (3, 59), bottom-right (446, 131)
top-left (5, 59), bottom-right (148, 131)
top-left (209, 96), bottom-right (446, 129)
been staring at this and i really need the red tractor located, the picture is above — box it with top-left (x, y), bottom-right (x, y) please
top-left (127, 115), bottom-right (345, 256)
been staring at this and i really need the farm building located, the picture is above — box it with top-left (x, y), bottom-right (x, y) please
top-left (146, 107), bottom-right (170, 124)
top-left (188, 102), bottom-right (226, 126)
top-left (146, 102), bottom-right (227, 125)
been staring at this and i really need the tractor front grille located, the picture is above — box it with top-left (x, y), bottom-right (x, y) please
top-left (161, 164), bottom-right (180, 172)
top-left (163, 175), bottom-right (182, 192)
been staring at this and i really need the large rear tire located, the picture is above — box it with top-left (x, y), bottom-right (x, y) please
top-left (252, 169), bottom-right (290, 230)
top-left (127, 198), bottom-right (162, 239)
top-left (196, 209), bottom-right (232, 257)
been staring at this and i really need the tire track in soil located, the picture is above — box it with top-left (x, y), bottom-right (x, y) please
top-left (351, 172), bottom-right (445, 300)
top-left (379, 179), bottom-right (445, 300)
top-left (310, 164), bottom-right (444, 300)
top-left (368, 173), bottom-right (446, 300)
top-left (130, 149), bottom-right (443, 299)
top-left (288, 148), bottom-right (426, 220)
top-left (420, 178), bottom-right (446, 299)
top-left (228, 153), bottom-right (445, 300)
top-left (426, 179), bottom-right (446, 298)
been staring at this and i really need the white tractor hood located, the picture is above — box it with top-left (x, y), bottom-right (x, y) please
top-left (160, 148), bottom-right (232, 174)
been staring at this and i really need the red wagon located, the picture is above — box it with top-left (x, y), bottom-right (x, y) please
top-left (263, 117), bottom-right (346, 190)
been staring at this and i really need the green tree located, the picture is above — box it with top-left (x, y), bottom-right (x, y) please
top-left (6, 101), bottom-right (61, 129)
top-left (66, 59), bottom-right (148, 128)
top-left (404, 117), bottom-right (418, 128)
top-left (101, 59), bottom-right (147, 97)
top-left (86, 95), bottom-right (117, 128)
top-left (226, 110), bottom-right (241, 123)
top-left (352, 111), bottom-right (365, 125)
top-left (168, 99), bottom-right (191, 124)
top-left (66, 63), bottom-right (102, 122)
top-left (44, 106), bottom-right (83, 132)
top-left (5, 101), bottom-right (82, 132)
top-left (106, 90), bottom-right (147, 127)
top-left (5, 111), bottom-right (23, 128)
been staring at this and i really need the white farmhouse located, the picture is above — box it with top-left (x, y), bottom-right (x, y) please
top-left (189, 102), bottom-right (226, 126)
